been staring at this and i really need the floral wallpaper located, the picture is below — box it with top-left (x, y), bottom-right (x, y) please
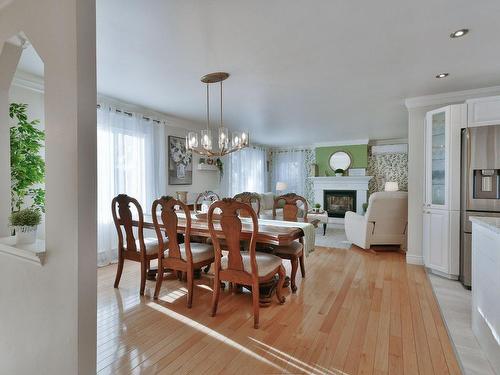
top-left (304, 149), bottom-right (315, 205)
top-left (367, 149), bottom-right (408, 194)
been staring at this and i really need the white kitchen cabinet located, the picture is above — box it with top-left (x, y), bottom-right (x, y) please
top-left (423, 104), bottom-right (462, 278)
top-left (467, 95), bottom-right (500, 127)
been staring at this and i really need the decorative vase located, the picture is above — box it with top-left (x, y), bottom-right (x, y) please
top-left (15, 225), bottom-right (37, 245)
top-left (176, 163), bottom-right (186, 179)
top-left (335, 173), bottom-right (343, 177)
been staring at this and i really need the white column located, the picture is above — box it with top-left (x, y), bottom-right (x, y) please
top-left (0, 42), bottom-right (22, 236)
top-left (0, 1), bottom-right (97, 374)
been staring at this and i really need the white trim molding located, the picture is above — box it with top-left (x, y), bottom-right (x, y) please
top-left (12, 70), bottom-right (44, 93)
top-left (313, 139), bottom-right (369, 148)
top-left (404, 85), bottom-right (500, 109)
top-left (406, 254), bottom-right (424, 265)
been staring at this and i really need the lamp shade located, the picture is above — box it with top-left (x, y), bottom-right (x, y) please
top-left (276, 181), bottom-right (288, 191)
top-left (384, 181), bottom-right (399, 192)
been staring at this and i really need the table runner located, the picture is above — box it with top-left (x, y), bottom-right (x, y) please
top-left (240, 217), bottom-right (316, 256)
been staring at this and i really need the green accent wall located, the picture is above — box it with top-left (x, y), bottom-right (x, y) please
top-left (315, 145), bottom-right (368, 176)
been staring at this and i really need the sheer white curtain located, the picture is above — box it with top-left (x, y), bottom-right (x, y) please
top-left (220, 146), bottom-right (268, 196)
top-left (271, 149), bottom-right (309, 196)
top-left (97, 106), bottom-right (166, 266)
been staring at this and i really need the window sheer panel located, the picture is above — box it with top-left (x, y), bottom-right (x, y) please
top-left (221, 146), bottom-right (268, 197)
top-left (271, 150), bottom-right (308, 197)
top-left (97, 108), bottom-right (166, 266)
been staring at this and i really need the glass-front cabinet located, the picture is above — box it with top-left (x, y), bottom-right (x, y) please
top-left (425, 107), bottom-right (450, 209)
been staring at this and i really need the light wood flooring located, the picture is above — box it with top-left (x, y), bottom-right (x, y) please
top-left (97, 246), bottom-right (462, 374)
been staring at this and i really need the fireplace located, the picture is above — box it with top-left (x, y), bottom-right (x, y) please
top-left (324, 190), bottom-right (357, 218)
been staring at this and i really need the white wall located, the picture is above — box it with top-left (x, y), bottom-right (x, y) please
top-left (0, 1), bottom-right (97, 374)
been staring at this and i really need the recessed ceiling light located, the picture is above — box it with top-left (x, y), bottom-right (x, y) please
top-left (450, 29), bottom-right (469, 38)
top-left (436, 73), bottom-right (449, 79)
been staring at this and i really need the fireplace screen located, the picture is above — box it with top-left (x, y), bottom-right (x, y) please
top-left (324, 190), bottom-right (356, 218)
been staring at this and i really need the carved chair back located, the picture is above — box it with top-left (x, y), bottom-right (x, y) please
top-left (233, 192), bottom-right (261, 217)
top-left (208, 198), bottom-right (259, 276)
top-left (273, 193), bottom-right (309, 221)
top-left (194, 190), bottom-right (220, 212)
top-left (152, 196), bottom-right (192, 263)
top-left (112, 194), bottom-right (145, 254)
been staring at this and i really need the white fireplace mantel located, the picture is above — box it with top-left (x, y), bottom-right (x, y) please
top-left (309, 176), bottom-right (373, 222)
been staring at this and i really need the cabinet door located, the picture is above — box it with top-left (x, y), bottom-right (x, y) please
top-left (425, 107), bottom-right (450, 209)
top-left (422, 211), bottom-right (431, 266)
top-left (426, 209), bottom-right (449, 273)
top-left (467, 96), bottom-right (500, 127)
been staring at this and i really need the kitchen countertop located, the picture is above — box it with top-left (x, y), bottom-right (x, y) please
top-left (470, 216), bottom-right (500, 235)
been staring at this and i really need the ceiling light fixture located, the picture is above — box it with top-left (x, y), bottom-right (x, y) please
top-left (450, 29), bottom-right (469, 38)
top-left (186, 72), bottom-right (249, 157)
top-left (435, 73), bottom-right (449, 79)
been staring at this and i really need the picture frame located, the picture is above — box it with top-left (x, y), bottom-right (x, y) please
top-left (168, 135), bottom-right (193, 185)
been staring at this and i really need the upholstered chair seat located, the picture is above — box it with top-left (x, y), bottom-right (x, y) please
top-left (273, 241), bottom-right (303, 256)
top-left (124, 237), bottom-right (159, 254)
top-left (164, 242), bottom-right (214, 263)
top-left (221, 252), bottom-right (283, 277)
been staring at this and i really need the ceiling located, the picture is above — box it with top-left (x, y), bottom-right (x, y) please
top-left (16, 0), bottom-right (500, 146)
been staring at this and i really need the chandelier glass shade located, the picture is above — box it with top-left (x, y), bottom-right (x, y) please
top-left (186, 72), bottom-right (249, 157)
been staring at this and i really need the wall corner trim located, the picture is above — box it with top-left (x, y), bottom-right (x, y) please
top-left (406, 254), bottom-right (424, 265)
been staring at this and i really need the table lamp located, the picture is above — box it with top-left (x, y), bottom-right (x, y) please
top-left (384, 181), bottom-right (399, 192)
top-left (276, 181), bottom-right (288, 194)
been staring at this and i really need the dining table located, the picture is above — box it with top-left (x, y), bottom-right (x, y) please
top-left (136, 211), bottom-right (319, 306)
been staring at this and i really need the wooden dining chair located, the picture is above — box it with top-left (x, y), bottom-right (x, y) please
top-left (233, 192), bottom-right (261, 217)
top-left (208, 198), bottom-right (286, 329)
top-left (152, 196), bottom-right (215, 307)
top-left (112, 194), bottom-right (159, 295)
top-left (272, 193), bottom-right (308, 292)
top-left (194, 190), bottom-right (220, 212)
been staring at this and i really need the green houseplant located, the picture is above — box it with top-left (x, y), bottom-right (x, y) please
top-left (9, 208), bottom-right (41, 245)
top-left (314, 203), bottom-right (321, 212)
top-left (334, 168), bottom-right (344, 176)
top-left (9, 103), bottom-right (45, 212)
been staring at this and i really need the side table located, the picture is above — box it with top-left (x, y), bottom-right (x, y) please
top-left (308, 210), bottom-right (328, 235)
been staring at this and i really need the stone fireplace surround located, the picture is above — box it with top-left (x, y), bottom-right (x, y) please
top-left (310, 176), bottom-right (372, 224)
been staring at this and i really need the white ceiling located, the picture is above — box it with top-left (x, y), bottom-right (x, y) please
top-left (16, 0), bottom-right (500, 146)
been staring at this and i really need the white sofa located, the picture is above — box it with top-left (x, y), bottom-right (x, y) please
top-left (344, 191), bottom-right (408, 250)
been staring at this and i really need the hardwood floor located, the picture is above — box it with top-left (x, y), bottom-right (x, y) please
top-left (97, 246), bottom-right (461, 375)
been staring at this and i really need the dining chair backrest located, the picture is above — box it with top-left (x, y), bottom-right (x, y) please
top-left (208, 198), bottom-right (258, 275)
top-left (151, 196), bottom-right (193, 262)
top-left (112, 194), bottom-right (145, 254)
top-left (194, 190), bottom-right (220, 212)
top-left (233, 192), bottom-right (261, 217)
top-left (273, 193), bottom-right (308, 221)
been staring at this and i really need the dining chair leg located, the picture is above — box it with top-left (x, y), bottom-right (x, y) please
top-left (114, 254), bottom-right (124, 288)
top-left (153, 260), bottom-right (163, 299)
top-left (187, 269), bottom-right (194, 308)
top-left (140, 259), bottom-right (147, 296)
top-left (276, 265), bottom-right (286, 304)
top-left (299, 253), bottom-right (305, 278)
top-left (252, 280), bottom-right (260, 329)
top-left (211, 274), bottom-right (221, 317)
top-left (290, 257), bottom-right (298, 293)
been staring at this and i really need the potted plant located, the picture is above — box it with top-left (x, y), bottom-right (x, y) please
top-left (314, 203), bottom-right (321, 213)
top-left (9, 208), bottom-right (41, 245)
top-left (334, 168), bottom-right (344, 177)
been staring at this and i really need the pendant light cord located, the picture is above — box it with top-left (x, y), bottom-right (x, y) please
top-left (220, 81), bottom-right (223, 128)
top-left (206, 83), bottom-right (210, 130)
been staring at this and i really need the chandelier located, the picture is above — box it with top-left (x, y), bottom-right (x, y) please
top-left (186, 72), bottom-right (249, 157)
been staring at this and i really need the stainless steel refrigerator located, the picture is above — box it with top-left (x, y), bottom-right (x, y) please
top-left (460, 125), bottom-right (500, 288)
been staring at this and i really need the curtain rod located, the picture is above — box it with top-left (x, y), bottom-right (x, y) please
top-left (97, 104), bottom-right (162, 124)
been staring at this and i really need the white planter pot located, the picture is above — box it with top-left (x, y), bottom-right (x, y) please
top-left (335, 173), bottom-right (343, 177)
top-left (15, 225), bottom-right (37, 245)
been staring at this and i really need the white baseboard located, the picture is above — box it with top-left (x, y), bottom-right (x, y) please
top-left (406, 254), bottom-right (424, 265)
